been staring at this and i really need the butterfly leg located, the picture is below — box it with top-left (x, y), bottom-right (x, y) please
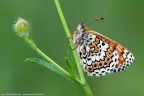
top-left (68, 31), bottom-right (78, 39)
top-left (75, 36), bottom-right (82, 47)
top-left (70, 36), bottom-right (83, 50)
top-left (68, 31), bottom-right (82, 50)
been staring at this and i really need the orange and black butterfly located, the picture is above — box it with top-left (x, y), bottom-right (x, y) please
top-left (72, 18), bottom-right (134, 76)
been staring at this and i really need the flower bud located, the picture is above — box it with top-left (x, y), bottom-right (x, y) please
top-left (14, 18), bottom-right (30, 37)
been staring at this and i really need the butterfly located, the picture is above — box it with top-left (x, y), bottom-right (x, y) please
top-left (72, 17), bottom-right (134, 76)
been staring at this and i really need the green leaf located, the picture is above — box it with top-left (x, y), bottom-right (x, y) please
top-left (65, 46), bottom-right (78, 78)
top-left (67, 46), bottom-right (75, 64)
top-left (25, 58), bottom-right (71, 80)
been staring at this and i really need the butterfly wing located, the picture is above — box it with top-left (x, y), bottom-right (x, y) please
top-left (76, 30), bottom-right (134, 76)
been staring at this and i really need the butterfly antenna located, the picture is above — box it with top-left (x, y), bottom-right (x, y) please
top-left (84, 17), bottom-right (104, 26)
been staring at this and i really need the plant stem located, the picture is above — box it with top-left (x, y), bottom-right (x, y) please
top-left (54, 0), bottom-right (94, 96)
top-left (82, 83), bottom-right (94, 96)
top-left (23, 37), bottom-right (81, 84)
top-left (54, 0), bottom-right (84, 83)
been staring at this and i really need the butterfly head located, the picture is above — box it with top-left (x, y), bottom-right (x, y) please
top-left (77, 22), bottom-right (85, 32)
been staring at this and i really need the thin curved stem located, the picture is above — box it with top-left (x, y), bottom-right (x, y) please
top-left (23, 37), bottom-right (81, 84)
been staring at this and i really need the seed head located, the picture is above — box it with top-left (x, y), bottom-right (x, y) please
top-left (14, 18), bottom-right (30, 37)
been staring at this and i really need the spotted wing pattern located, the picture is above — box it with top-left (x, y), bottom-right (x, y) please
top-left (72, 25), bottom-right (134, 76)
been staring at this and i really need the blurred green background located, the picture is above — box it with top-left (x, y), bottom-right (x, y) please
top-left (0, 0), bottom-right (143, 96)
